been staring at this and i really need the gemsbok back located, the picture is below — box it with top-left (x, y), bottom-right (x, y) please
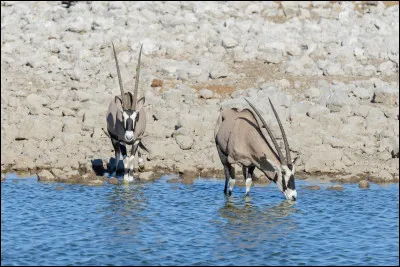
top-left (214, 98), bottom-right (298, 200)
top-left (106, 42), bottom-right (148, 181)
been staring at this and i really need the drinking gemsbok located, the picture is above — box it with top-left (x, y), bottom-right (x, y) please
top-left (214, 98), bottom-right (298, 200)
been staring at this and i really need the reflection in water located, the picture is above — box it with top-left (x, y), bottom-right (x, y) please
top-left (219, 197), bottom-right (297, 225)
top-left (215, 197), bottom-right (298, 260)
top-left (106, 183), bottom-right (148, 213)
top-left (100, 183), bottom-right (149, 241)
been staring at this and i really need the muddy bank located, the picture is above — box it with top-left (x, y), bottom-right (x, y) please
top-left (1, 1), bottom-right (399, 183)
top-left (2, 167), bottom-right (398, 186)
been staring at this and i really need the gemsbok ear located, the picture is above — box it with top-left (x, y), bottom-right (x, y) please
top-left (136, 97), bottom-right (145, 110)
top-left (115, 96), bottom-right (123, 108)
top-left (287, 157), bottom-right (298, 171)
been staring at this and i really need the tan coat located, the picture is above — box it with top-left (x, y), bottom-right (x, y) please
top-left (214, 107), bottom-right (280, 178)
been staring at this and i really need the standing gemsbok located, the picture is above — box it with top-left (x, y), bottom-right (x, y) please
top-left (106, 42), bottom-right (148, 181)
top-left (214, 98), bottom-right (298, 200)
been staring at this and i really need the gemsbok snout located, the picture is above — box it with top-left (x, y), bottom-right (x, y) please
top-left (106, 42), bottom-right (148, 181)
top-left (214, 98), bottom-right (298, 201)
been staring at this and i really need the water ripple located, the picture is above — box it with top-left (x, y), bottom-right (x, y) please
top-left (1, 176), bottom-right (399, 266)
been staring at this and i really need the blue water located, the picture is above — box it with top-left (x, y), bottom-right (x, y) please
top-left (1, 174), bottom-right (399, 266)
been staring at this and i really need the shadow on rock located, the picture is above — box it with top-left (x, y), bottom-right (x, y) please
top-left (91, 159), bottom-right (107, 176)
top-left (105, 157), bottom-right (125, 174)
top-left (91, 158), bottom-right (125, 177)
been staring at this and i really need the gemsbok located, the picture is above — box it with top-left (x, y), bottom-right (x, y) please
top-left (106, 42), bottom-right (148, 181)
top-left (214, 98), bottom-right (298, 200)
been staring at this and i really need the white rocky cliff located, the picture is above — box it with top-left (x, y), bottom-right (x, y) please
top-left (1, 1), bottom-right (398, 183)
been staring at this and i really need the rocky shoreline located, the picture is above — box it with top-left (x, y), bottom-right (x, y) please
top-left (1, 1), bottom-right (399, 184)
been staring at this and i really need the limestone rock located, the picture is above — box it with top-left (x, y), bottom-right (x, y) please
top-left (358, 180), bottom-right (370, 189)
top-left (210, 62), bottom-right (228, 79)
top-left (138, 171), bottom-right (155, 181)
top-left (175, 135), bottom-right (194, 150)
top-left (305, 185), bottom-right (321, 190)
top-left (199, 89), bottom-right (213, 99)
top-left (37, 170), bottom-right (54, 182)
top-left (327, 184), bottom-right (344, 191)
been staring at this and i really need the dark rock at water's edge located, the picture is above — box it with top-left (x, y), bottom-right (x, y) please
top-left (358, 180), bottom-right (371, 189)
top-left (167, 178), bottom-right (180, 183)
top-left (138, 171), bottom-right (157, 181)
top-left (108, 177), bottom-right (119, 185)
top-left (181, 178), bottom-right (195, 185)
top-left (2, 166), bottom-right (400, 185)
top-left (305, 185), bottom-right (321, 190)
top-left (327, 184), bottom-right (344, 191)
top-left (37, 170), bottom-right (54, 182)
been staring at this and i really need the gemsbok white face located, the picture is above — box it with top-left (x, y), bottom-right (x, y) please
top-left (122, 110), bottom-right (137, 142)
top-left (276, 161), bottom-right (297, 201)
top-left (120, 97), bottom-right (145, 142)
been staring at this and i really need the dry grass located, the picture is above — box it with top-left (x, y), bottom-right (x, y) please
top-left (382, 1), bottom-right (399, 8)
top-left (154, 58), bottom-right (398, 100)
top-left (192, 84), bottom-right (236, 96)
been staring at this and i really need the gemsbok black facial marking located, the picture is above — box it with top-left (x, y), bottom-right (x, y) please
top-left (287, 174), bottom-right (295, 190)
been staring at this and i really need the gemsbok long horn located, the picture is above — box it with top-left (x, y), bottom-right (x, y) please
top-left (268, 97), bottom-right (292, 166)
top-left (132, 43), bottom-right (143, 110)
top-left (244, 98), bottom-right (286, 165)
top-left (112, 41), bottom-right (125, 109)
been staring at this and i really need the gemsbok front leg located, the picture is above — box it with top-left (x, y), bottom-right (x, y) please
top-left (223, 164), bottom-right (236, 195)
top-left (243, 166), bottom-right (255, 197)
top-left (111, 138), bottom-right (121, 177)
top-left (123, 156), bottom-right (132, 181)
top-left (223, 165), bottom-right (230, 194)
top-left (128, 140), bottom-right (141, 178)
top-left (228, 164), bottom-right (236, 195)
